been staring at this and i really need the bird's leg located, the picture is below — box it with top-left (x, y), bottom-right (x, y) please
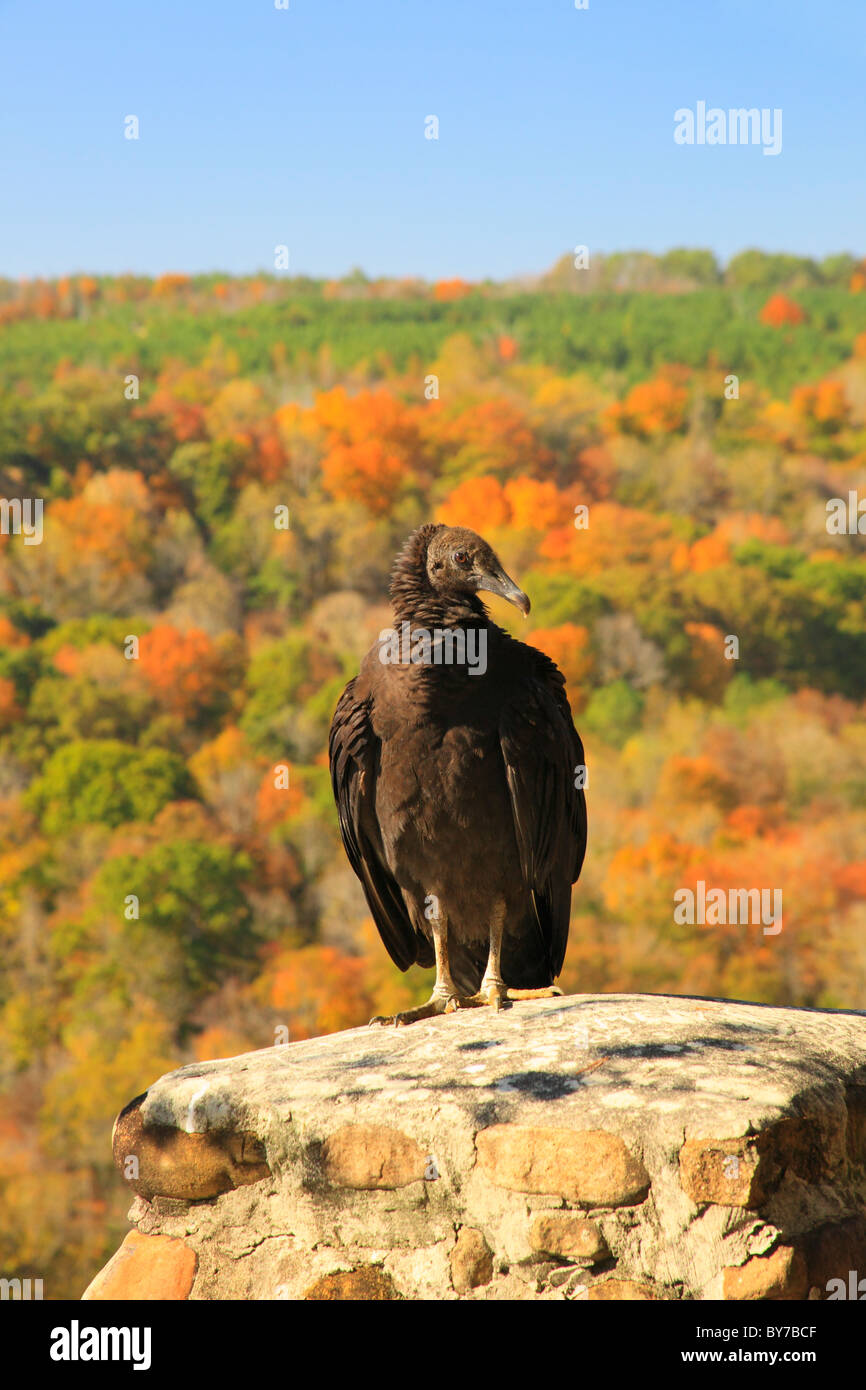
top-left (475, 904), bottom-right (508, 1011)
top-left (453, 905), bottom-right (508, 1011)
top-left (369, 910), bottom-right (462, 1027)
top-left (455, 905), bottom-right (563, 1012)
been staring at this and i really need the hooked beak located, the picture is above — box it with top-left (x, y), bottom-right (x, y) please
top-left (476, 566), bottom-right (531, 616)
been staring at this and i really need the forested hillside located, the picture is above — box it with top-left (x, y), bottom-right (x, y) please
top-left (2, 250), bottom-right (866, 1295)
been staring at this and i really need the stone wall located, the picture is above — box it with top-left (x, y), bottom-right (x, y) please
top-left (82, 993), bottom-right (866, 1300)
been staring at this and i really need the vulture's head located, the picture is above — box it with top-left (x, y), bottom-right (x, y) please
top-left (423, 525), bottom-right (531, 616)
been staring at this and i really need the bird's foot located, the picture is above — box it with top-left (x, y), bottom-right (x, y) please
top-left (370, 983), bottom-right (563, 1025)
top-left (453, 982), bottom-right (564, 1012)
top-left (369, 992), bottom-right (459, 1028)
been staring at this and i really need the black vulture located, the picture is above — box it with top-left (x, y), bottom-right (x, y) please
top-left (329, 524), bottom-right (587, 1026)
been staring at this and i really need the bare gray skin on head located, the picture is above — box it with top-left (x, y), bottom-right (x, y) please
top-left (423, 526), bottom-right (531, 618)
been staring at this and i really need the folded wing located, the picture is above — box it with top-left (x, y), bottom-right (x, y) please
top-left (499, 653), bottom-right (587, 981)
top-left (328, 678), bottom-right (433, 972)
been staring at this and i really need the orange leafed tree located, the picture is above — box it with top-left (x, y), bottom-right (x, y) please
top-left (314, 387), bottom-right (421, 514)
top-left (321, 439), bottom-right (409, 514)
top-left (313, 386), bottom-right (419, 451)
top-left (603, 832), bottom-right (693, 923)
top-left (791, 379), bottom-right (850, 430)
top-left (433, 277), bottom-right (473, 301)
top-left (436, 474), bottom-right (510, 529)
top-left (19, 470), bottom-right (155, 617)
top-left (76, 275), bottom-right (99, 301)
top-left (672, 513), bottom-right (791, 574)
top-left (526, 623), bottom-right (593, 706)
top-left (153, 272), bottom-right (192, 297)
top-left (759, 293), bottom-right (806, 327)
top-left (604, 374), bottom-right (689, 436)
top-left (257, 944), bottom-right (373, 1039)
top-left (656, 755), bottom-right (739, 812)
top-left (849, 260), bottom-right (866, 293)
top-left (542, 502), bottom-right (677, 576)
top-left (255, 767), bottom-right (306, 831)
top-left (0, 616), bottom-right (29, 649)
top-left (504, 476), bottom-right (564, 531)
top-left (835, 861), bottom-right (866, 902)
top-left (45, 495), bottom-right (149, 578)
top-left (138, 625), bottom-right (226, 721)
top-left (671, 532), bottom-right (731, 574)
top-left (436, 474), bottom-right (565, 533)
top-left (716, 513), bottom-right (790, 546)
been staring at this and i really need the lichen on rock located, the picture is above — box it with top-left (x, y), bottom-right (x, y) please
top-left (83, 993), bottom-right (866, 1301)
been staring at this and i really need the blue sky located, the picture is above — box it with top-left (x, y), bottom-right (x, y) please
top-left (0, 0), bottom-right (863, 279)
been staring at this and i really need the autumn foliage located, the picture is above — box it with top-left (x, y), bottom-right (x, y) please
top-left (139, 626), bottom-right (229, 722)
top-left (759, 293), bottom-right (806, 327)
top-left (1, 263), bottom-right (866, 1297)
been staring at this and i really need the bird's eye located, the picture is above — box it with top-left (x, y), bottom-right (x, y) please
top-left (453, 550), bottom-right (470, 567)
